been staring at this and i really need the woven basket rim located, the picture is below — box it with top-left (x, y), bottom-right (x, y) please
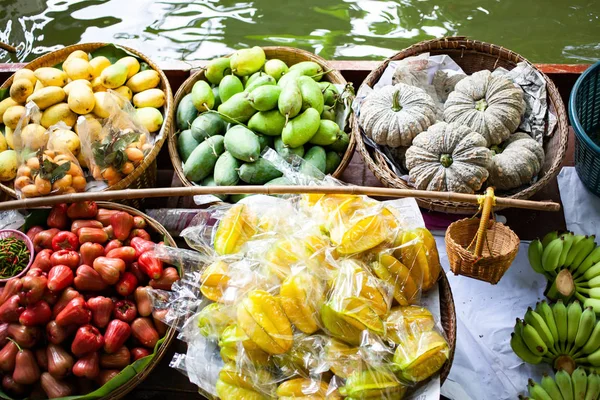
top-left (438, 270), bottom-right (457, 384)
top-left (353, 36), bottom-right (569, 214)
top-left (0, 42), bottom-right (174, 199)
top-left (446, 218), bottom-right (520, 261)
top-left (168, 46), bottom-right (355, 190)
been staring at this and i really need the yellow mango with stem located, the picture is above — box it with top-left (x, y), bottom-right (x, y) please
top-left (214, 204), bottom-right (257, 255)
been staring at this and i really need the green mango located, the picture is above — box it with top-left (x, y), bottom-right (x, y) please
top-left (247, 110), bottom-right (286, 136)
top-left (224, 125), bottom-right (261, 162)
top-left (265, 176), bottom-right (292, 186)
top-left (321, 105), bottom-right (336, 121)
top-left (248, 86), bottom-right (281, 111)
top-left (238, 158), bottom-right (283, 184)
top-left (297, 75), bottom-right (324, 114)
top-left (183, 135), bottom-right (225, 182)
top-left (205, 57), bottom-right (231, 85)
top-left (214, 151), bottom-right (241, 186)
top-left (319, 82), bottom-right (339, 106)
top-left (256, 134), bottom-right (273, 151)
top-left (277, 70), bottom-right (303, 88)
top-left (212, 86), bottom-right (222, 108)
top-left (302, 146), bottom-right (326, 174)
top-left (289, 61), bottom-right (324, 81)
top-left (191, 112), bottom-right (227, 141)
top-left (191, 80), bottom-right (215, 111)
top-left (309, 119), bottom-right (339, 146)
top-left (217, 92), bottom-right (257, 123)
top-left (244, 74), bottom-right (276, 93)
top-left (281, 108), bottom-right (320, 148)
top-left (278, 80), bottom-right (303, 120)
top-left (264, 59), bottom-right (289, 81)
top-left (201, 175), bottom-right (228, 201)
top-left (230, 193), bottom-right (254, 203)
top-left (177, 129), bottom-right (200, 163)
top-left (274, 137), bottom-right (304, 162)
top-left (176, 93), bottom-right (198, 131)
top-left (219, 74), bottom-right (244, 103)
top-left (325, 151), bottom-right (342, 174)
top-left (328, 131), bottom-right (350, 153)
top-left (246, 72), bottom-right (269, 87)
top-left (230, 46), bottom-right (266, 76)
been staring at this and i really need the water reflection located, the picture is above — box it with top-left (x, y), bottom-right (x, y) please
top-left (0, 0), bottom-right (598, 63)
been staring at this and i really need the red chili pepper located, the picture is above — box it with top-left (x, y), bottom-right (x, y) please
top-left (50, 250), bottom-right (80, 269)
top-left (110, 211), bottom-right (134, 241)
top-left (0, 295), bottom-right (24, 323)
top-left (71, 324), bottom-right (104, 357)
top-left (133, 216), bottom-right (147, 229)
top-left (31, 249), bottom-right (53, 273)
top-left (46, 320), bottom-right (76, 345)
top-left (92, 257), bottom-right (125, 285)
top-left (106, 246), bottom-right (137, 264)
top-left (0, 279), bottom-right (22, 306)
top-left (52, 288), bottom-right (80, 318)
top-left (128, 228), bottom-right (151, 242)
top-left (19, 272), bottom-right (48, 305)
top-left (47, 266), bottom-right (74, 292)
top-left (131, 317), bottom-right (159, 348)
top-left (72, 352), bottom-right (100, 379)
top-left (99, 346), bottom-right (130, 369)
top-left (138, 251), bottom-right (163, 280)
top-left (115, 272), bottom-right (138, 297)
top-left (80, 242), bottom-right (105, 266)
top-left (128, 261), bottom-right (148, 284)
top-left (67, 201), bottom-right (98, 220)
top-left (86, 296), bottom-right (113, 328)
top-left (104, 239), bottom-right (122, 255)
top-left (26, 226), bottom-right (44, 247)
top-left (18, 301), bottom-right (51, 326)
top-left (51, 231), bottom-right (79, 251)
top-left (130, 237), bottom-right (156, 258)
top-left (113, 300), bottom-right (137, 323)
top-left (149, 267), bottom-right (180, 290)
top-left (78, 227), bottom-right (108, 244)
top-left (33, 229), bottom-right (59, 251)
top-left (71, 219), bottom-right (103, 234)
top-left (103, 319), bottom-right (131, 354)
top-left (55, 297), bottom-right (91, 327)
top-left (96, 209), bottom-right (119, 227)
top-left (74, 265), bottom-right (108, 292)
top-left (47, 204), bottom-right (69, 230)
top-left (131, 347), bottom-right (151, 361)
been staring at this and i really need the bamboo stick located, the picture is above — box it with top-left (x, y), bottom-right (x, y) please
top-left (0, 41), bottom-right (17, 53)
top-left (0, 185), bottom-right (560, 212)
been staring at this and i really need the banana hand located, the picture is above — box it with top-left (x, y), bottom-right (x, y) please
top-left (572, 367), bottom-right (588, 400)
top-left (529, 239), bottom-right (546, 274)
top-left (543, 238), bottom-right (564, 272)
top-left (511, 332), bottom-right (543, 364)
top-left (554, 300), bottom-right (569, 351)
top-left (555, 369), bottom-right (574, 400)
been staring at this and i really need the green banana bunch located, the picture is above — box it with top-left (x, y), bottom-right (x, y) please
top-left (525, 368), bottom-right (600, 400)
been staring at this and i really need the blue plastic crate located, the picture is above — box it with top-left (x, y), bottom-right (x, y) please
top-left (570, 60), bottom-right (600, 196)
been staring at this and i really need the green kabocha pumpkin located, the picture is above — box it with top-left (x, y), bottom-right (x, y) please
top-left (443, 70), bottom-right (525, 146)
top-left (358, 83), bottom-right (436, 148)
top-left (405, 122), bottom-right (492, 193)
top-left (488, 132), bottom-right (545, 190)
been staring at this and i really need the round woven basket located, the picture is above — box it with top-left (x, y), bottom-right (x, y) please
top-left (354, 36), bottom-right (569, 214)
top-left (0, 43), bottom-right (174, 208)
top-left (438, 269), bottom-right (456, 383)
top-left (168, 46), bottom-right (355, 188)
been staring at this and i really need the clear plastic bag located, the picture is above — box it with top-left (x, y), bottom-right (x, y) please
top-left (13, 102), bottom-right (86, 198)
top-left (78, 90), bottom-right (154, 188)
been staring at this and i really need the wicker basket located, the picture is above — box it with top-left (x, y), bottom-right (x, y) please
top-left (445, 188), bottom-right (520, 284)
top-left (0, 43), bottom-right (174, 208)
top-left (168, 46), bottom-right (355, 189)
top-left (354, 36), bottom-right (569, 214)
top-left (438, 269), bottom-right (456, 383)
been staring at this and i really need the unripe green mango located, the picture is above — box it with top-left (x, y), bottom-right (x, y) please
top-left (214, 151), bottom-right (241, 186)
top-left (247, 110), bottom-right (286, 136)
top-left (191, 112), bottom-right (226, 141)
top-left (264, 59), bottom-right (289, 81)
top-left (321, 105), bottom-right (336, 121)
top-left (281, 108), bottom-right (320, 148)
top-left (274, 137), bottom-right (304, 162)
top-left (191, 80), bottom-right (215, 111)
top-left (205, 57), bottom-right (231, 85)
top-left (248, 85), bottom-right (281, 111)
top-left (219, 74), bottom-right (244, 103)
top-left (301, 146), bottom-right (326, 175)
top-left (297, 76), bottom-right (324, 114)
top-left (328, 131), bottom-right (350, 153)
top-left (325, 151), bottom-right (342, 174)
top-left (183, 135), bottom-right (225, 182)
top-left (319, 81), bottom-right (339, 106)
top-left (309, 119), bottom-right (340, 146)
top-left (177, 129), bottom-right (200, 163)
top-left (238, 157), bottom-right (283, 184)
top-left (289, 61), bottom-right (324, 81)
top-left (244, 74), bottom-right (276, 93)
top-left (217, 92), bottom-right (257, 123)
top-left (224, 125), bottom-right (261, 162)
top-left (230, 46), bottom-right (266, 76)
top-left (278, 80), bottom-right (302, 120)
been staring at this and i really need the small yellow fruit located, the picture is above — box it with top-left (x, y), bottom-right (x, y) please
top-left (63, 58), bottom-right (93, 81)
top-left (0, 150), bottom-right (17, 181)
top-left (34, 67), bottom-right (68, 87)
top-left (10, 79), bottom-right (34, 103)
top-left (26, 86), bottom-right (66, 110)
top-left (65, 50), bottom-right (89, 63)
top-left (113, 86), bottom-right (132, 101)
top-left (0, 133), bottom-right (7, 153)
top-left (75, 113), bottom-right (103, 141)
top-left (133, 88), bottom-right (165, 108)
top-left (41, 103), bottom-right (77, 128)
top-left (90, 77), bottom-right (107, 92)
top-left (100, 64), bottom-right (128, 89)
top-left (116, 56), bottom-right (141, 79)
top-left (33, 80), bottom-right (44, 92)
top-left (13, 69), bottom-right (37, 86)
top-left (89, 56), bottom-right (111, 79)
top-left (136, 107), bottom-right (163, 133)
top-left (49, 129), bottom-right (81, 156)
top-left (3, 105), bottom-right (26, 130)
top-left (20, 124), bottom-right (48, 149)
top-left (126, 70), bottom-right (160, 93)
top-left (68, 86), bottom-right (95, 115)
top-left (4, 127), bottom-right (14, 149)
top-left (63, 79), bottom-right (92, 95)
top-left (0, 98), bottom-right (18, 120)
top-left (93, 92), bottom-right (119, 118)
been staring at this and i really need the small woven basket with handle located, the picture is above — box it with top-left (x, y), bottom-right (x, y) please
top-left (445, 187), bottom-right (520, 284)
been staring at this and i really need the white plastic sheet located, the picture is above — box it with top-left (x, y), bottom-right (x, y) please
top-left (557, 166), bottom-right (600, 237)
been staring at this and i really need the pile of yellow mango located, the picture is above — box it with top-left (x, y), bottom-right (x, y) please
top-left (0, 47), bottom-right (166, 187)
top-left (192, 194), bottom-right (450, 399)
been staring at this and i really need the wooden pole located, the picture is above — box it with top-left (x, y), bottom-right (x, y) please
top-left (0, 185), bottom-right (560, 212)
top-left (0, 41), bottom-right (17, 53)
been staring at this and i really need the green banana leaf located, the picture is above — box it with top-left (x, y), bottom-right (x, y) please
top-left (22, 208), bottom-right (51, 231)
top-left (0, 88), bottom-right (8, 101)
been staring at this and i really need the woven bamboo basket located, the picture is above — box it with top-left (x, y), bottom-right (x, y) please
top-left (445, 188), bottom-right (520, 284)
top-left (354, 36), bottom-right (569, 214)
top-left (437, 269), bottom-right (456, 383)
top-left (168, 46), bottom-right (355, 189)
top-left (0, 43), bottom-right (174, 208)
